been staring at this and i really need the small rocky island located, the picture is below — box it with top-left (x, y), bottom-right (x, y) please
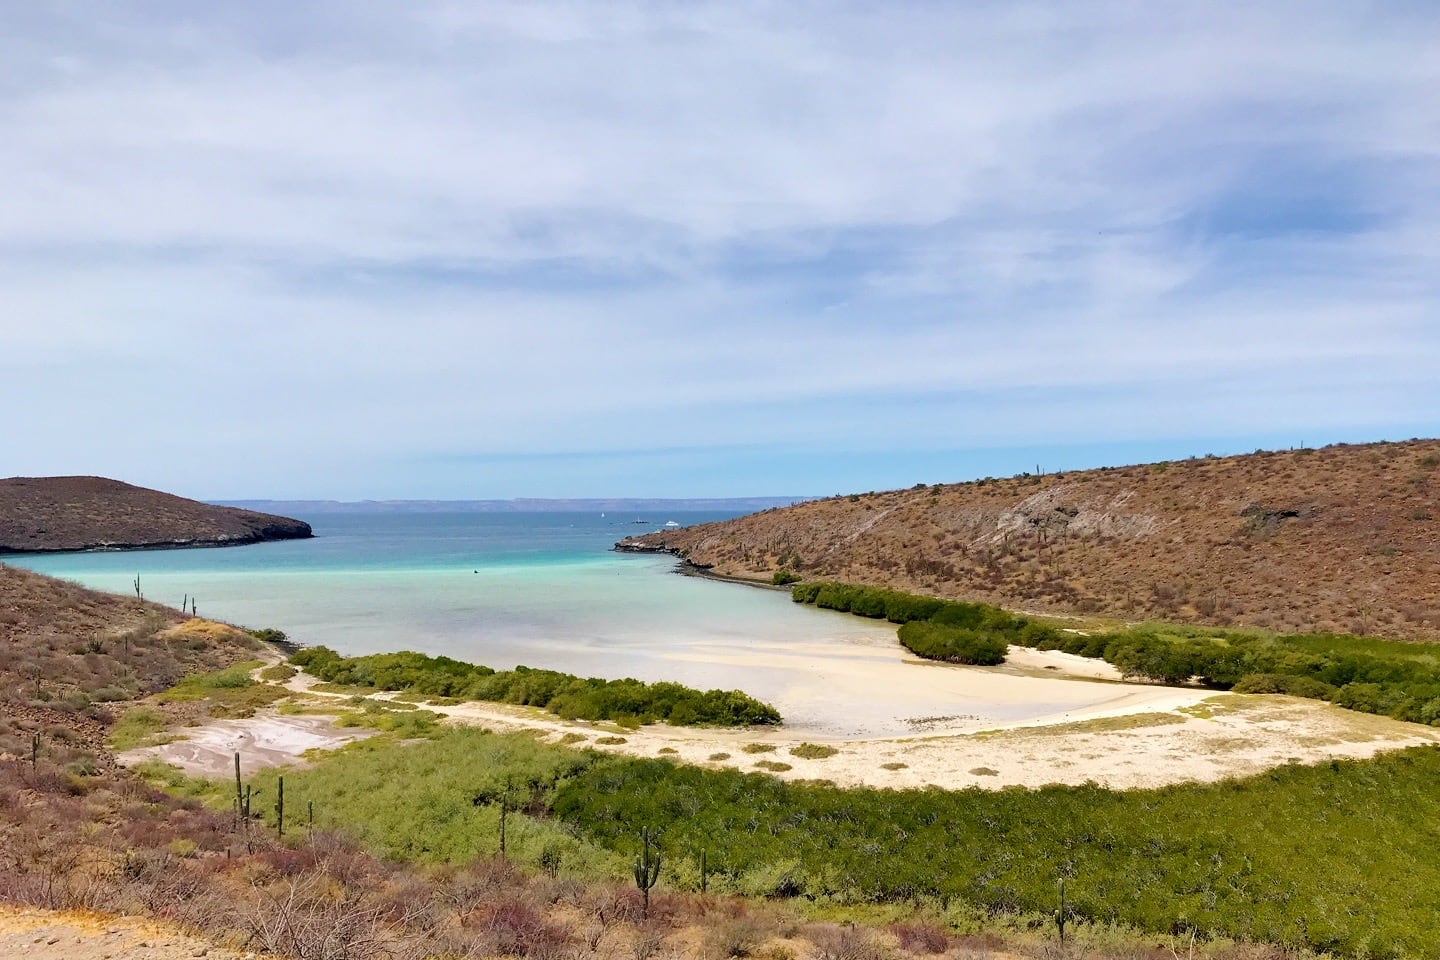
top-left (0, 476), bottom-right (312, 553)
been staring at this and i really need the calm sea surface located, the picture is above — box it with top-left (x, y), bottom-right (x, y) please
top-left (8, 512), bottom-right (1112, 736)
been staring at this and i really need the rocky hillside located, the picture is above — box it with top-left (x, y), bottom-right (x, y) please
top-left (0, 563), bottom-right (260, 770)
top-left (623, 439), bottom-right (1440, 639)
top-left (0, 476), bottom-right (311, 553)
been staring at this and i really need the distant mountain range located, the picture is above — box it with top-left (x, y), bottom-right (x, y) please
top-left (217, 497), bottom-right (812, 514)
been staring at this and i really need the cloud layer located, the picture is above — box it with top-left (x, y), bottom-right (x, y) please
top-left (3, 2), bottom-right (1436, 497)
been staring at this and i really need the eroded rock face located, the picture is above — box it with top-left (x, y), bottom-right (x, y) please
top-left (0, 476), bottom-right (312, 554)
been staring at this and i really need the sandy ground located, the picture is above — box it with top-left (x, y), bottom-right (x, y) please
top-left (0, 905), bottom-right (260, 960)
top-left (119, 712), bottom-right (375, 778)
top-left (120, 648), bottom-right (1440, 790)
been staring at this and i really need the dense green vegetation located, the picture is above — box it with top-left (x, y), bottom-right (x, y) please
top-left (895, 621), bottom-right (1007, 665)
top-left (232, 721), bottom-right (1440, 957)
top-left (557, 747), bottom-right (1440, 957)
top-left (794, 582), bottom-right (1440, 726)
top-left (288, 647), bottom-right (781, 727)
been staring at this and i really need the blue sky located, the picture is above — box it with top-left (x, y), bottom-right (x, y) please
top-left (1, 2), bottom-right (1436, 499)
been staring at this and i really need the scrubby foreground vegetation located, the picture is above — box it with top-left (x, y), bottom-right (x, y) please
top-left (6, 756), bottom-right (958, 960)
top-left (209, 720), bottom-right (1440, 958)
top-left (795, 581), bottom-right (1440, 726)
top-left (631, 439), bottom-right (1440, 637)
top-left (0, 564), bottom-right (261, 770)
top-left (290, 646), bottom-right (783, 726)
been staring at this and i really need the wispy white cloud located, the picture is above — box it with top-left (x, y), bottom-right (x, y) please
top-left (1, 1), bottom-right (1436, 497)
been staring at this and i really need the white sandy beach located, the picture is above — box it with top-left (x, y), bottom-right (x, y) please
top-left (120, 645), bottom-right (1440, 790)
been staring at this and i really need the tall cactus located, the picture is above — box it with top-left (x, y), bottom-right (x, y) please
top-left (1056, 876), bottom-right (1067, 943)
top-left (633, 826), bottom-right (662, 918)
top-left (233, 752), bottom-right (243, 831)
top-left (275, 775), bottom-right (285, 836)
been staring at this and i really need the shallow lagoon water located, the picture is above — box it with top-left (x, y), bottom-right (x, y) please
top-left (9, 511), bottom-right (1138, 737)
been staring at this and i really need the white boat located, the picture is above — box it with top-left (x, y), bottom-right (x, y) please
top-left (663, 520), bottom-right (680, 528)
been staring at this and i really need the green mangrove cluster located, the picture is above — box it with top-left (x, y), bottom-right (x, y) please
top-left (288, 646), bottom-right (782, 727)
top-left (793, 581), bottom-right (1440, 725)
top-left (790, 582), bottom-right (1051, 665)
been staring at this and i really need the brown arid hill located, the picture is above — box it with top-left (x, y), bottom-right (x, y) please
top-left (0, 476), bottom-right (311, 553)
top-left (623, 439), bottom-right (1440, 639)
top-left (0, 564), bottom-right (259, 770)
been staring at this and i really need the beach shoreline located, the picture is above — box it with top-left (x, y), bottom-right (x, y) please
top-left (122, 647), bottom-right (1440, 792)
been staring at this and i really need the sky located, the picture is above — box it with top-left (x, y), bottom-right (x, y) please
top-left (2, 2), bottom-right (1437, 500)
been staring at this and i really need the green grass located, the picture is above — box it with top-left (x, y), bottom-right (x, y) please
top-left (157, 661), bottom-right (287, 717)
top-left (332, 702), bottom-right (442, 738)
top-left (107, 707), bottom-right (171, 750)
top-left (242, 728), bottom-right (624, 876)
top-left (162, 661), bottom-right (264, 695)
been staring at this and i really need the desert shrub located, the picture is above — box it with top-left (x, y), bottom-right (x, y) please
top-left (888, 922), bottom-right (949, 954)
top-left (259, 664), bottom-right (297, 682)
top-left (771, 569), bottom-right (801, 586)
top-left (1231, 674), bottom-right (1337, 698)
top-left (788, 743), bottom-right (838, 760)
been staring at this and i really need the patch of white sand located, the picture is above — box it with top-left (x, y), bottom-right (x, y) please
top-left (119, 713), bottom-right (374, 778)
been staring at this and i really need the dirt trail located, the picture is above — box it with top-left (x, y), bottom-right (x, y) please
top-left (0, 905), bottom-right (261, 960)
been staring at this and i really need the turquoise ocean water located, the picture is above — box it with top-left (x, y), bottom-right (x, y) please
top-left (8, 512), bottom-right (1114, 736)
top-left (8, 512), bottom-right (927, 733)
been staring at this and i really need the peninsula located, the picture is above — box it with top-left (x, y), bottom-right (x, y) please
top-left (0, 476), bottom-right (312, 553)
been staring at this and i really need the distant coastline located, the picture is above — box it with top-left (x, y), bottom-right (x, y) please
top-left (220, 496), bottom-right (813, 514)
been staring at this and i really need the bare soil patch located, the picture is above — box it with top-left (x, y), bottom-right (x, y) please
top-left (0, 905), bottom-right (257, 960)
top-left (120, 713), bottom-right (375, 778)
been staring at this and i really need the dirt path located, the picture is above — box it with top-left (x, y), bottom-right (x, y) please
top-left (0, 905), bottom-right (261, 960)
